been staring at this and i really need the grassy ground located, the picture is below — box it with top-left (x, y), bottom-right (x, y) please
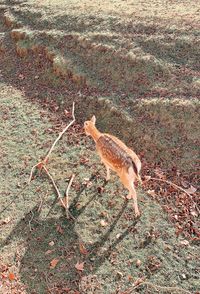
top-left (0, 75), bottom-right (199, 294)
top-left (0, 0), bottom-right (199, 293)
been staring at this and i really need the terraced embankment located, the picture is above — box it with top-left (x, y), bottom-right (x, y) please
top-left (0, 0), bottom-right (199, 174)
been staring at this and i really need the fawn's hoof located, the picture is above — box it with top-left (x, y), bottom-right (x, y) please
top-left (126, 194), bottom-right (132, 200)
top-left (135, 211), bottom-right (141, 218)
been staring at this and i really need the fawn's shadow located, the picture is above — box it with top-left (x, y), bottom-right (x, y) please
top-left (1, 191), bottom-right (139, 293)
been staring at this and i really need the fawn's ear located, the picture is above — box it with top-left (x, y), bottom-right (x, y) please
top-left (91, 115), bottom-right (96, 124)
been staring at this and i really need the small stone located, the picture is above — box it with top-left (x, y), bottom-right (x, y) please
top-left (100, 220), bottom-right (108, 227)
top-left (136, 259), bottom-right (142, 267)
top-left (181, 273), bottom-right (187, 280)
top-left (49, 241), bottom-right (55, 247)
top-left (116, 271), bottom-right (123, 279)
top-left (179, 240), bottom-right (189, 246)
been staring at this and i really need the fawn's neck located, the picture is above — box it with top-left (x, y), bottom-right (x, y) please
top-left (90, 126), bottom-right (101, 142)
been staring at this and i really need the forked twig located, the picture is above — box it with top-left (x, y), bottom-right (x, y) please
top-left (65, 174), bottom-right (75, 219)
top-left (28, 162), bottom-right (43, 184)
top-left (43, 165), bottom-right (66, 209)
top-left (43, 166), bottom-right (75, 219)
top-left (26, 103), bottom-right (76, 219)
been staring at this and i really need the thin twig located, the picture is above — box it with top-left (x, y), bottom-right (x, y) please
top-left (43, 102), bottom-right (75, 164)
top-left (43, 166), bottom-right (66, 208)
top-left (28, 210), bottom-right (35, 232)
top-left (65, 174), bottom-right (75, 219)
top-left (28, 163), bottom-right (39, 184)
top-left (28, 102), bottom-right (75, 183)
top-left (134, 281), bottom-right (192, 294)
top-left (148, 177), bottom-right (199, 213)
top-left (28, 161), bottom-right (43, 185)
top-left (43, 166), bottom-right (75, 220)
top-left (37, 194), bottom-right (44, 212)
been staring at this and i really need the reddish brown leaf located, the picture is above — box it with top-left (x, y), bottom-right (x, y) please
top-left (37, 162), bottom-right (43, 170)
top-left (56, 225), bottom-right (64, 234)
top-left (79, 243), bottom-right (88, 255)
top-left (75, 262), bottom-right (84, 271)
top-left (8, 272), bottom-right (15, 281)
top-left (45, 249), bottom-right (54, 255)
top-left (50, 258), bottom-right (59, 269)
top-left (2, 217), bottom-right (11, 225)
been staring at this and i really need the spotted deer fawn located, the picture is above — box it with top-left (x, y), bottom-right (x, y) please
top-left (84, 115), bottom-right (142, 217)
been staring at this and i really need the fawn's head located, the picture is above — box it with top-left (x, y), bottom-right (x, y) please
top-left (84, 115), bottom-right (96, 136)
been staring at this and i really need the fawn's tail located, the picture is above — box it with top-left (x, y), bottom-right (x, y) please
top-left (131, 159), bottom-right (143, 185)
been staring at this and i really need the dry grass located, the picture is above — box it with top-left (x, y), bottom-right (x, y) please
top-left (37, 0), bottom-right (199, 26)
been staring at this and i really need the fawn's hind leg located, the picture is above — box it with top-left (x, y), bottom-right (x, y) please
top-left (119, 170), bottom-right (140, 217)
top-left (101, 161), bottom-right (110, 181)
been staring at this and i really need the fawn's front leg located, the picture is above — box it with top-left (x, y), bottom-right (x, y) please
top-left (105, 164), bottom-right (110, 181)
top-left (100, 160), bottom-right (111, 181)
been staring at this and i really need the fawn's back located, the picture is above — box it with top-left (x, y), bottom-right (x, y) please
top-left (84, 115), bottom-right (141, 177)
top-left (96, 134), bottom-right (138, 174)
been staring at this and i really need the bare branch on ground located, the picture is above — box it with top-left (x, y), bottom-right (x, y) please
top-left (133, 281), bottom-right (192, 294)
top-left (26, 102), bottom-right (76, 218)
top-left (65, 173), bottom-right (75, 219)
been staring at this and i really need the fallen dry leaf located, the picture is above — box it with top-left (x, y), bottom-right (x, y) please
top-left (179, 240), bottom-right (189, 246)
top-left (37, 162), bottom-right (43, 170)
top-left (185, 185), bottom-right (197, 195)
top-left (50, 258), bottom-right (59, 269)
top-left (147, 190), bottom-right (156, 197)
top-left (2, 217), bottom-right (11, 224)
top-left (79, 243), bottom-right (88, 255)
top-left (155, 168), bottom-right (165, 179)
top-left (144, 175), bottom-right (151, 181)
top-left (1, 273), bottom-right (7, 279)
top-left (56, 225), bottom-right (64, 234)
top-left (127, 275), bottom-right (134, 281)
top-left (45, 249), bottom-right (54, 255)
top-left (133, 277), bottom-right (145, 287)
top-left (97, 186), bottom-right (104, 194)
top-left (190, 210), bottom-right (198, 217)
top-left (8, 272), bottom-right (15, 281)
top-left (75, 262), bottom-right (84, 271)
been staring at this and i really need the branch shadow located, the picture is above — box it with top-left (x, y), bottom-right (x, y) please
top-left (1, 196), bottom-right (139, 293)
